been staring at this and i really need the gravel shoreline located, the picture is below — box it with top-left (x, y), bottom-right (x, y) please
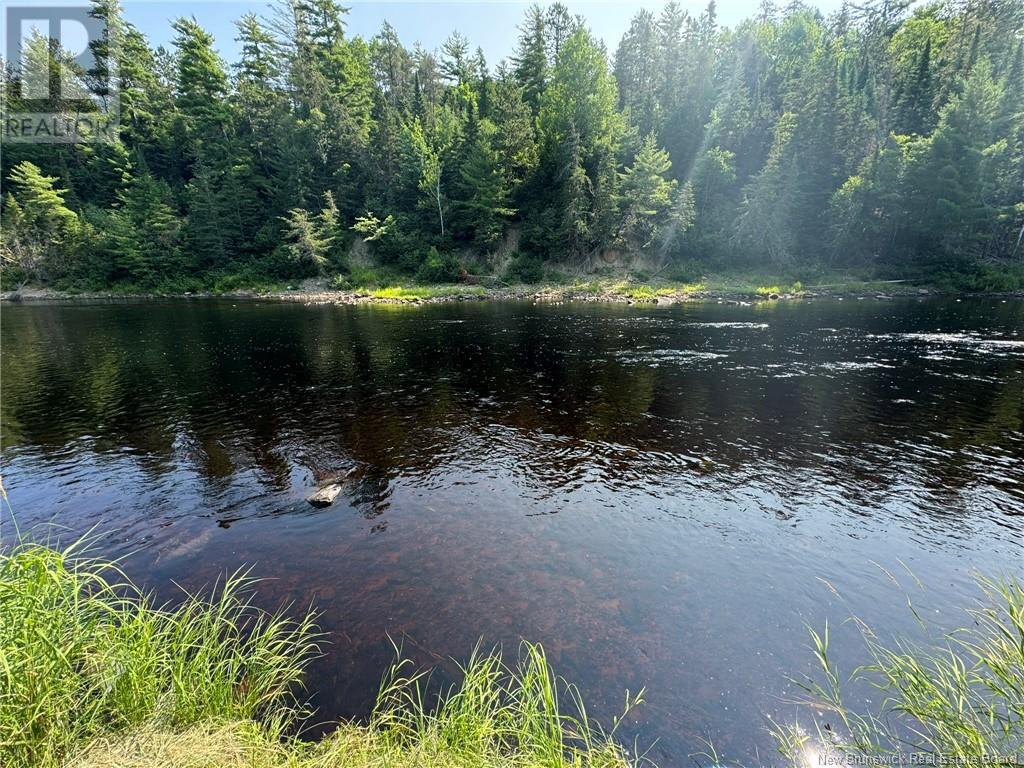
top-left (2, 284), bottom-right (1018, 306)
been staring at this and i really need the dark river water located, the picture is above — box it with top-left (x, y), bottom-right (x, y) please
top-left (2, 297), bottom-right (1023, 764)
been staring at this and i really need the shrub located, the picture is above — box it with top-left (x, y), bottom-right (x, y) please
top-left (414, 247), bottom-right (462, 283)
top-left (504, 252), bottom-right (544, 284)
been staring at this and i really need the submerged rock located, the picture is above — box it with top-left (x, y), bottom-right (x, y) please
top-left (307, 481), bottom-right (345, 507)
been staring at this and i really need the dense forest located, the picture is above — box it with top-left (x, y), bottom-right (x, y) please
top-left (1, 0), bottom-right (1022, 292)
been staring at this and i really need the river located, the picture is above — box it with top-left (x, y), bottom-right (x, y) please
top-left (2, 297), bottom-right (1022, 764)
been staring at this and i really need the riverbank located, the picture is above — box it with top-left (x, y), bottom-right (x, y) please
top-left (4, 276), bottom-right (1014, 306)
top-left (0, 541), bottom-right (640, 768)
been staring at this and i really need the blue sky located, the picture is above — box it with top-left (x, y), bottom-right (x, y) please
top-left (2, 0), bottom-right (847, 70)
top-left (117, 0), bottom-right (845, 65)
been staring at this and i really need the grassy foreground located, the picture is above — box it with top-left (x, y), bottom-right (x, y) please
top-left (0, 542), bottom-right (641, 768)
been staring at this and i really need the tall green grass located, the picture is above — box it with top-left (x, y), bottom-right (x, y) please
top-left (0, 541), bottom-right (642, 768)
top-left (363, 642), bottom-right (643, 767)
top-left (0, 541), bottom-right (319, 768)
top-left (772, 576), bottom-right (1024, 764)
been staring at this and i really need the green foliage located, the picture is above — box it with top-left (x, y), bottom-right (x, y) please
top-left (280, 193), bottom-right (348, 275)
top-left (2, 541), bottom-right (640, 768)
top-left (454, 121), bottom-right (515, 247)
top-left (0, 541), bottom-right (319, 768)
top-left (414, 246), bottom-right (462, 283)
top-left (366, 284), bottom-right (486, 300)
top-left (616, 135), bottom-right (694, 250)
top-left (1, 163), bottom-right (86, 282)
top-left (107, 173), bottom-right (183, 286)
top-left (504, 252), bottom-right (545, 283)
top-left (0, 0), bottom-right (1021, 290)
top-left (512, 4), bottom-right (548, 112)
top-left (928, 261), bottom-right (1024, 292)
top-left (281, 208), bottom-right (331, 274)
top-left (348, 264), bottom-right (390, 287)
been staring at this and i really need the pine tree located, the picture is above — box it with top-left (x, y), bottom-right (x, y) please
top-left (689, 146), bottom-right (739, 253)
top-left (545, 3), bottom-right (580, 64)
top-left (109, 172), bottom-right (182, 285)
top-left (454, 122), bottom-right (514, 247)
top-left (281, 207), bottom-right (331, 273)
top-left (371, 22), bottom-right (413, 112)
top-left (3, 162), bottom-right (83, 280)
top-left (537, 28), bottom-right (623, 255)
top-left (657, 2), bottom-right (687, 118)
top-left (513, 4), bottom-right (548, 113)
top-left (172, 17), bottom-right (231, 147)
top-left (616, 135), bottom-right (680, 249)
top-left (236, 13), bottom-right (282, 83)
top-left (615, 10), bottom-right (663, 138)
top-left (441, 32), bottom-right (471, 85)
top-left (734, 112), bottom-right (801, 263)
top-left (903, 61), bottom-right (1003, 261)
top-left (895, 37), bottom-right (935, 135)
top-left (556, 128), bottom-right (591, 256)
top-left (491, 72), bottom-right (539, 195)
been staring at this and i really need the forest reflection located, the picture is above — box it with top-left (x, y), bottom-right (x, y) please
top-left (3, 298), bottom-right (1022, 531)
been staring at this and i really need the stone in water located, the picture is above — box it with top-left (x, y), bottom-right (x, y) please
top-left (307, 482), bottom-right (344, 507)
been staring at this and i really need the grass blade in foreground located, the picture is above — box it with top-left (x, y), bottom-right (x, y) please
top-left (771, 577), bottom-right (1024, 765)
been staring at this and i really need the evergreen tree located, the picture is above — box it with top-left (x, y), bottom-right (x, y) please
top-left (895, 37), bottom-right (935, 135)
top-left (109, 172), bottom-right (182, 285)
top-left (172, 17), bottom-right (231, 148)
top-left (545, 3), bottom-right (580, 64)
top-left (537, 28), bottom-right (623, 256)
top-left (734, 112), bottom-right (801, 263)
top-left (513, 5), bottom-right (548, 113)
top-left (615, 10), bottom-right (663, 137)
top-left (491, 73), bottom-right (539, 195)
top-left (2, 163), bottom-right (84, 280)
top-left (281, 207), bottom-right (330, 273)
top-left (454, 122), bottom-right (515, 246)
top-left (441, 32), bottom-right (471, 85)
top-left (902, 61), bottom-right (1004, 261)
top-left (616, 135), bottom-right (684, 249)
top-left (0, 0), bottom-right (1021, 288)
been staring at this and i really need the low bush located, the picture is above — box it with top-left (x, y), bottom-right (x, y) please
top-left (504, 252), bottom-right (545, 284)
top-left (415, 247), bottom-right (463, 283)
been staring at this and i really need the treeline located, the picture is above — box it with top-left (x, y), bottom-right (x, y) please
top-left (1, 0), bottom-right (1022, 291)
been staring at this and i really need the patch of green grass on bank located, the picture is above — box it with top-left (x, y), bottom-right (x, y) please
top-left (613, 282), bottom-right (707, 300)
top-left (771, 576), bottom-right (1024, 765)
top-left (688, 274), bottom-right (804, 297)
top-left (564, 279), bottom-right (706, 299)
top-left (365, 284), bottom-right (488, 301)
top-left (0, 541), bottom-right (642, 768)
top-left (924, 262), bottom-right (1024, 293)
top-left (751, 282), bottom-right (803, 297)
